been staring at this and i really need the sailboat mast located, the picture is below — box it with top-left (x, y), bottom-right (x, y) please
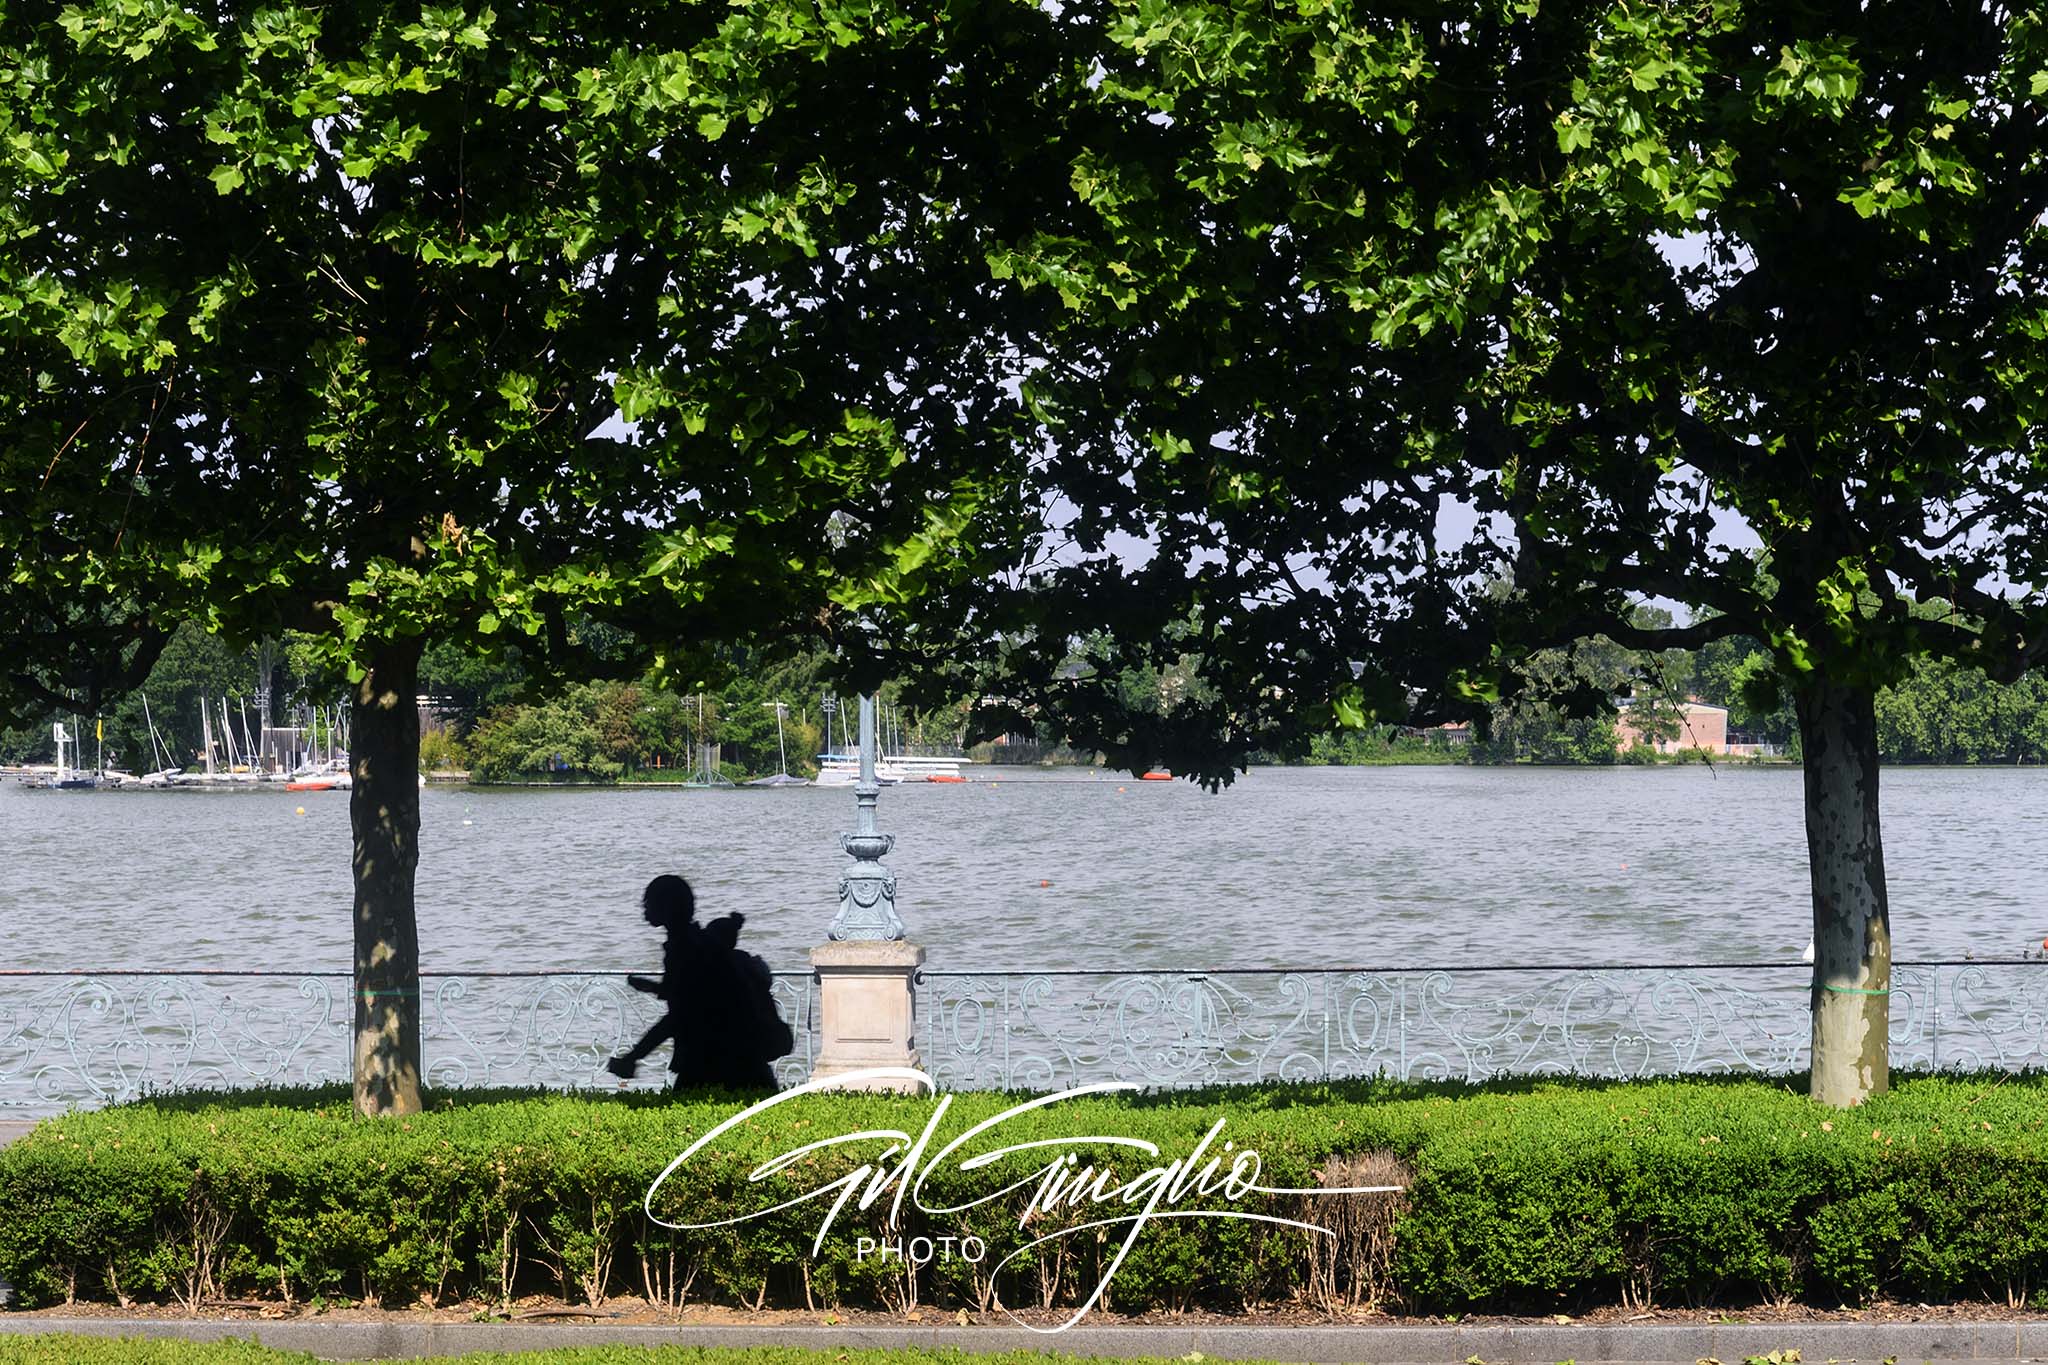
top-left (762, 701), bottom-right (788, 775)
top-left (141, 692), bottom-right (163, 772)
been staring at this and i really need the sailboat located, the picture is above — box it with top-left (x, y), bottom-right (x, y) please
top-left (160, 694), bottom-right (268, 788)
top-left (812, 697), bottom-right (970, 785)
top-left (131, 693), bottom-right (187, 786)
top-left (679, 695), bottom-right (736, 788)
top-left (21, 722), bottom-right (100, 790)
top-left (747, 701), bottom-right (808, 786)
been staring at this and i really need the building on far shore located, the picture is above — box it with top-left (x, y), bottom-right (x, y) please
top-left (1615, 698), bottom-right (1730, 755)
top-left (1387, 701), bottom-right (1783, 758)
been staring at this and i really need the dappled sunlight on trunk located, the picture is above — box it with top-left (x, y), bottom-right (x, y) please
top-left (1799, 679), bottom-right (1892, 1108)
top-left (352, 640), bottom-right (424, 1118)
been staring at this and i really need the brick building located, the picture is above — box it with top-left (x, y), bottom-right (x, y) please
top-left (1615, 699), bottom-right (1731, 755)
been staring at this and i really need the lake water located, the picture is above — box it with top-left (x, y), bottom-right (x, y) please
top-left (4, 764), bottom-right (2044, 975)
top-left (8, 765), bottom-right (2039, 978)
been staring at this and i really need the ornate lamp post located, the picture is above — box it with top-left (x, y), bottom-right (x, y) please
top-left (810, 692), bottom-right (924, 1088)
top-left (828, 694), bottom-right (904, 940)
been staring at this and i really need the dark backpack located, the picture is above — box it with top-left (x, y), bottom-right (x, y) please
top-left (733, 948), bottom-right (795, 1062)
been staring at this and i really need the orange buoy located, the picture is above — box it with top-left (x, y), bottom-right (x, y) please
top-left (1140, 770), bottom-right (1172, 781)
top-left (1039, 879), bottom-right (1050, 887)
top-left (926, 774), bottom-right (966, 783)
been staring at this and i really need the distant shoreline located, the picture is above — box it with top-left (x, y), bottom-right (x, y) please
top-left (14, 757), bottom-right (2040, 788)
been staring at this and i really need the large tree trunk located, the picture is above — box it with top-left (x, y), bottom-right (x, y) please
top-left (351, 639), bottom-right (424, 1117)
top-left (1796, 678), bottom-right (1892, 1108)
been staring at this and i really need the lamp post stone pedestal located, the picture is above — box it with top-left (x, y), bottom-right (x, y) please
top-left (809, 694), bottom-right (924, 1093)
top-left (809, 938), bottom-right (925, 1090)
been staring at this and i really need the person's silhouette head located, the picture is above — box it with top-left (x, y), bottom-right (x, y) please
top-left (642, 875), bottom-right (696, 930)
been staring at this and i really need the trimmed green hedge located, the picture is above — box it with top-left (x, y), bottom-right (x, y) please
top-left (4, 1075), bottom-right (2048, 1315)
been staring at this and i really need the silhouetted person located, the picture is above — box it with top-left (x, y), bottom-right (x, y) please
top-left (606, 874), bottom-right (792, 1090)
top-left (607, 875), bottom-right (706, 1080)
top-left (606, 874), bottom-right (707, 1079)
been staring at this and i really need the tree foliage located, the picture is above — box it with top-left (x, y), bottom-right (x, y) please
top-left (896, 0), bottom-right (2048, 774)
top-left (905, 0), bottom-right (2048, 1106)
top-left (0, 0), bottom-right (1069, 1112)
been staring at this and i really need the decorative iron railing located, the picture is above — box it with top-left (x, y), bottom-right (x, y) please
top-left (0, 970), bottom-right (815, 1118)
top-left (912, 961), bottom-right (2048, 1091)
top-left (4, 961), bottom-right (2046, 1117)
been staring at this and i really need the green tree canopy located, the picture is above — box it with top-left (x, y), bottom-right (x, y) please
top-left (0, 0), bottom-right (1066, 1113)
top-left (918, 0), bottom-right (2048, 1106)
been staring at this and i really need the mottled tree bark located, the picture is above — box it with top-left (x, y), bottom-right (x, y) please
top-left (351, 639), bottom-right (424, 1117)
top-left (1796, 678), bottom-right (1891, 1108)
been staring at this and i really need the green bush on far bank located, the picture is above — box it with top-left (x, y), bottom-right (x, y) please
top-left (6, 1075), bottom-right (2048, 1317)
top-left (1303, 730), bottom-right (1465, 765)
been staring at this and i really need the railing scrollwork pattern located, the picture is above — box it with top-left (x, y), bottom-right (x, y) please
top-left (8, 960), bottom-right (2048, 1116)
top-left (911, 961), bottom-right (2048, 1091)
top-left (0, 970), bottom-right (815, 1117)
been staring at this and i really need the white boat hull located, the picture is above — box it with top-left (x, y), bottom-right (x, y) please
top-left (812, 755), bottom-right (971, 786)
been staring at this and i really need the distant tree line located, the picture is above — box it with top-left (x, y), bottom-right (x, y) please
top-left (1302, 602), bottom-right (2048, 768)
top-left (9, 600), bottom-right (2045, 777)
top-left (457, 668), bottom-right (962, 784)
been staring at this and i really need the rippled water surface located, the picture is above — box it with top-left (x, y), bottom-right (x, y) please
top-left (3, 764), bottom-right (2045, 974)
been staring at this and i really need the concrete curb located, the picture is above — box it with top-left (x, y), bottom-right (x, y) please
top-left (4, 1318), bottom-right (2048, 1362)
